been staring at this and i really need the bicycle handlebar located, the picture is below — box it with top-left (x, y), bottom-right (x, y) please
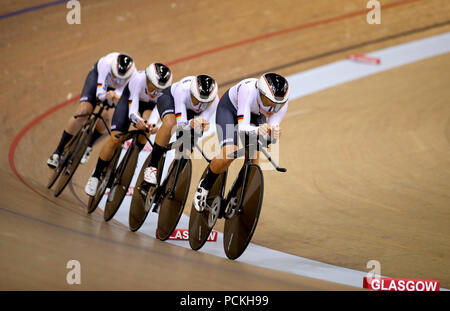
top-left (114, 125), bottom-right (156, 147)
top-left (227, 133), bottom-right (287, 173)
top-left (156, 126), bottom-right (212, 163)
top-left (73, 100), bottom-right (115, 119)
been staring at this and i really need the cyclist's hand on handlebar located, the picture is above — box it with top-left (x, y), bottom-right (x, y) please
top-left (201, 119), bottom-right (210, 131)
top-left (105, 91), bottom-right (115, 101)
top-left (105, 91), bottom-right (120, 105)
top-left (258, 123), bottom-right (271, 137)
top-left (135, 119), bottom-right (148, 131)
top-left (190, 118), bottom-right (209, 132)
top-left (269, 125), bottom-right (281, 140)
top-left (148, 123), bottom-right (158, 134)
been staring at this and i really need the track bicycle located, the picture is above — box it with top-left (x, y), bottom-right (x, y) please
top-left (188, 133), bottom-right (287, 260)
top-left (129, 127), bottom-right (210, 241)
top-left (47, 100), bottom-right (113, 197)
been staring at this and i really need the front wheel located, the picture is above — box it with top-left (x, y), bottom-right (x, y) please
top-left (104, 143), bottom-right (139, 221)
top-left (47, 130), bottom-right (83, 189)
top-left (53, 124), bottom-right (93, 197)
top-left (86, 147), bottom-right (121, 214)
top-left (156, 157), bottom-right (192, 241)
top-left (223, 164), bottom-right (264, 260)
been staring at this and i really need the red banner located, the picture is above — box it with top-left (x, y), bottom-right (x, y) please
top-left (156, 229), bottom-right (218, 242)
top-left (363, 277), bottom-right (440, 291)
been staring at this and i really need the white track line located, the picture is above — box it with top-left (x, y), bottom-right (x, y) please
top-left (102, 32), bottom-right (450, 289)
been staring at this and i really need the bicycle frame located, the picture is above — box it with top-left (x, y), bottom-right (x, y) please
top-left (113, 128), bottom-right (154, 184)
top-left (74, 100), bottom-right (113, 136)
top-left (147, 127), bottom-right (207, 210)
top-left (221, 133), bottom-right (287, 216)
top-left (63, 101), bottom-right (113, 168)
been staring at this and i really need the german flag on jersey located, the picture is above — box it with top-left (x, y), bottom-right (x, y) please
top-left (237, 115), bottom-right (244, 122)
top-left (175, 112), bottom-right (182, 120)
top-left (128, 100), bottom-right (132, 106)
top-left (97, 83), bottom-right (102, 88)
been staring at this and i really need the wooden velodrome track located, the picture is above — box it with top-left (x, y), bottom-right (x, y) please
top-left (1, 0), bottom-right (449, 290)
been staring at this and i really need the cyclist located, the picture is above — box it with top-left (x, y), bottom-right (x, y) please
top-left (141, 74), bottom-right (219, 186)
top-left (47, 52), bottom-right (136, 168)
top-left (84, 63), bottom-right (173, 196)
top-left (193, 72), bottom-right (290, 211)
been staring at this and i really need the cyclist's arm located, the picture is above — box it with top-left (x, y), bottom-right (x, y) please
top-left (95, 57), bottom-right (109, 102)
top-left (173, 87), bottom-right (189, 127)
top-left (128, 77), bottom-right (143, 124)
top-left (236, 86), bottom-right (259, 135)
top-left (128, 98), bottom-right (142, 124)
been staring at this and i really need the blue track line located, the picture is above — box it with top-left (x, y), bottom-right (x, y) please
top-left (0, 0), bottom-right (68, 20)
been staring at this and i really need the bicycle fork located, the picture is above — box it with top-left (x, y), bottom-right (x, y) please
top-left (168, 157), bottom-right (186, 200)
top-left (219, 163), bottom-right (251, 218)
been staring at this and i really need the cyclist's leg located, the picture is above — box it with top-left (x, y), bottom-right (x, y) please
top-left (85, 130), bottom-right (122, 196)
top-left (94, 89), bottom-right (131, 170)
top-left (54, 101), bottom-right (94, 155)
top-left (47, 101), bottom-right (94, 168)
top-left (201, 90), bottom-right (237, 191)
top-left (87, 85), bottom-right (121, 152)
top-left (144, 113), bottom-right (175, 182)
top-left (89, 130), bottom-right (122, 174)
top-left (48, 65), bottom-right (97, 167)
top-left (210, 145), bottom-right (238, 173)
top-left (154, 113), bottom-right (176, 148)
top-left (80, 103), bottom-right (114, 164)
top-left (154, 89), bottom-right (176, 149)
top-left (193, 91), bottom-right (236, 211)
top-left (144, 91), bottom-right (176, 184)
top-left (193, 144), bottom-right (236, 212)
top-left (85, 91), bottom-right (129, 195)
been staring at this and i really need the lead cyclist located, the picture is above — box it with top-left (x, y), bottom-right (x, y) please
top-left (193, 72), bottom-right (290, 212)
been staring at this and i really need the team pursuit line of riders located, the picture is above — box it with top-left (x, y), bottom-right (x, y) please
top-left (46, 52), bottom-right (290, 257)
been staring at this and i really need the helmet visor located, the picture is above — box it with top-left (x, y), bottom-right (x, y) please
top-left (146, 78), bottom-right (162, 92)
top-left (259, 92), bottom-right (285, 113)
top-left (191, 94), bottom-right (213, 111)
top-left (110, 71), bottom-right (127, 84)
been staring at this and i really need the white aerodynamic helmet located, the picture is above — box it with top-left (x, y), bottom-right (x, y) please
top-left (145, 62), bottom-right (173, 89)
top-left (190, 74), bottom-right (218, 103)
top-left (257, 72), bottom-right (290, 105)
top-left (111, 53), bottom-right (136, 80)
